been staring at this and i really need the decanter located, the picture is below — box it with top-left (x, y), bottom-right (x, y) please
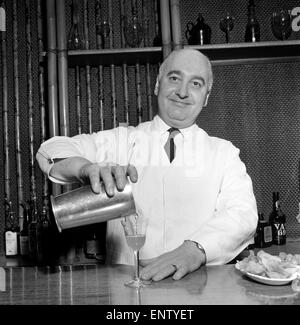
top-left (67, 0), bottom-right (85, 50)
top-left (185, 13), bottom-right (211, 45)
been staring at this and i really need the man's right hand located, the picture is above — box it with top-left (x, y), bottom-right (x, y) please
top-left (79, 162), bottom-right (138, 196)
top-left (49, 157), bottom-right (138, 196)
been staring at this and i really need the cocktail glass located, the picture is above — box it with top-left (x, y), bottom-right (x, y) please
top-left (121, 213), bottom-right (150, 288)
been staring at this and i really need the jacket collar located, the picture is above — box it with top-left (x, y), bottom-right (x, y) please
top-left (152, 114), bottom-right (197, 139)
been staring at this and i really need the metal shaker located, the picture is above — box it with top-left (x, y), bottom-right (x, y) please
top-left (50, 181), bottom-right (136, 232)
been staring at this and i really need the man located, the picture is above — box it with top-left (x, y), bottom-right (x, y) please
top-left (36, 49), bottom-right (258, 282)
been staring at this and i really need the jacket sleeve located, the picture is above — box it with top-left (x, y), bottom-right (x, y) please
top-left (36, 133), bottom-right (101, 184)
top-left (35, 127), bottom-right (134, 184)
top-left (186, 143), bottom-right (258, 265)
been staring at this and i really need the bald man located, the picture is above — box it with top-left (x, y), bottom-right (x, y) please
top-left (36, 49), bottom-right (257, 282)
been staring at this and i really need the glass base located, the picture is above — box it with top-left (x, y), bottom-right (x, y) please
top-left (124, 278), bottom-right (152, 288)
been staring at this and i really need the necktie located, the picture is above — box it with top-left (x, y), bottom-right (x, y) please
top-left (164, 128), bottom-right (179, 162)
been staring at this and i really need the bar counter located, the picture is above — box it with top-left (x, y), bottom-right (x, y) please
top-left (0, 241), bottom-right (300, 305)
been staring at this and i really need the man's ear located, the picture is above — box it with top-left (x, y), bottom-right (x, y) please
top-left (203, 90), bottom-right (210, 107)
top-left (154, 77), bottom-right (159, 96)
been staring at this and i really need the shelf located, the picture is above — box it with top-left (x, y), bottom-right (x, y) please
top-left (43, 41), bottom-right (300, 67)
top-left (67, 47), bottom-right (163, 67)
top-left (185, 40), bottom-right (300, 65)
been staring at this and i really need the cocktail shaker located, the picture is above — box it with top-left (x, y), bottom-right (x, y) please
top-left (50, 181), bottom-right (136, 232)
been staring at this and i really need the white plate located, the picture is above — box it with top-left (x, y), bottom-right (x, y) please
top-left (235, 263), bottom-right (298, 286)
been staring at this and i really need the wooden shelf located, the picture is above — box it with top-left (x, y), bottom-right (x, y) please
top-left (67, 47), bottom-right (163, 67)
top-left (185, 40), bottom-right (300, 65)
top-left (42, 41), bottom-right (300, 67)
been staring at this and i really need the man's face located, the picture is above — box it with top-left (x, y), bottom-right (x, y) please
top-left (157, 51), bottom-right (211, 129)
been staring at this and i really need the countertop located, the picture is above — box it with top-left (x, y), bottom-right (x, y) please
top-left (0, 240), bottom-right (300, 305)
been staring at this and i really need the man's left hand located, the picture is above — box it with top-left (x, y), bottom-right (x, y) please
top-left (139, 241), bottom-right (206, 282)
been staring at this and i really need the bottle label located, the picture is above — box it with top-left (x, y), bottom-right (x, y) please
top-left (274, 222), bottom-right (286, 236)
top-left (273, 222), bottom-right (286, 244)
top-left (85, 239), bottom-right (101, 254)
top-left (264, 226), bottom-right (272, 243)
top-left (5, 231), bottom-right (18, 255)
top-left (20, 235), bottom-right (29, 255)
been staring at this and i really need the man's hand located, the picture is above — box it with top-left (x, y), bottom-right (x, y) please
top-left (139, 240), bottom-right (206, 282)
top-left (49, 157), bottom-right (138, 196)
top-left (79, 162), bottom-right (138, 196)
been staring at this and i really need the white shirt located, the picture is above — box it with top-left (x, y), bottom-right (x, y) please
top-left (36, 115), bottom-right (258, 265)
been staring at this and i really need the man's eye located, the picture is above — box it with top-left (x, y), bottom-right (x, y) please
top-left (169, 76), bottom-right (179, 82)
top-left (192, 81), bottom-right (203, 88)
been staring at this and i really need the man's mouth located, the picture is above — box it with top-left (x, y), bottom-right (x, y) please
top-left (169, 99), bottom-right (192, 107)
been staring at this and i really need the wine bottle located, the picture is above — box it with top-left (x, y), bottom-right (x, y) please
top-left (84, 224), bottom-right (106, 262)
top-left (28, 195), bottom-right (38, 260)
top-left (4, 199), bottom-right (19, 257)
top-left (19, 202), bottom-right (30, 256)
top-left (245, 0), bottom-right (260, 42)
top-left (269, 192), bottom-right (286, 245)
top-left (36, 205), bottom-right (50, 264)
top-left (254, 212), bottom-right (272, 248)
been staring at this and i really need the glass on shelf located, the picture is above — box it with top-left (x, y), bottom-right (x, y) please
top-left (95, 0), bottom-right (110, 49)
top-left (67, 0), bottom-right (85, 50)
top-left (123, 7), bottom-right (144, 48)
top-left (96, 18), bottom-right (111, 49)
top-left (271, 9), bottom-right (292, 40)
top-left (220, 13), bottom-right (235, 43)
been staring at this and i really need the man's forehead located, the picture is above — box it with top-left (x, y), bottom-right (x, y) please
top-left (164, 50), bottom-right (209, 75)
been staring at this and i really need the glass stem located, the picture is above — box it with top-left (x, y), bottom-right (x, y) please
top-left (133, 250), bottom-right (139, 280)
top-left (226, 30), bottom-right (230, 43)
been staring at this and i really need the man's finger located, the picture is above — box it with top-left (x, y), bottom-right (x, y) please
top-left (140, 259), bottom-right (175, 281)
top-left (172, 265), bottom-right (188, 281)
top-left (140, 262), bottom-right (161, 280)
top-left (127, 164), bottom-right (138, 183)
top-left (111, 165), bottom-right (127, 191)
top-left (139, 257), bottom-right (157, 267)
top-left (99, 166), bottom-right (115, 196)
top-left (151, 265), bottom-right (177, 282)
top-left (87, 166), bottom-right (101, 193)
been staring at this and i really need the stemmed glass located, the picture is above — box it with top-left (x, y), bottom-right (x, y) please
top-left (67, 0), bottom-right (85, 50)
top-left (121, 213), bottom-right (150, 288)
top-left (271, 9), bottom-right (292, 41)
top-left (123, 8), bottom-right (145, 47)
top-left (220, 13), bottom-right (235, 43)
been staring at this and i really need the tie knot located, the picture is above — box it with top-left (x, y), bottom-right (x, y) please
top-left (168, 127), bottom-right (179, 136)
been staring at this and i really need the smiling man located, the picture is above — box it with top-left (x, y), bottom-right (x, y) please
top-left (156, 49), bottom-right (212, 129)
top-left (36, 49), bottom-right (258, 282)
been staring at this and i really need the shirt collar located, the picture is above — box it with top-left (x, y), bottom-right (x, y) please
top-left (152, 114), bottom-right (197, 138)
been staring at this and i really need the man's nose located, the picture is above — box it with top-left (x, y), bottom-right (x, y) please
top-left (175, 82), bottom-right (189, 99)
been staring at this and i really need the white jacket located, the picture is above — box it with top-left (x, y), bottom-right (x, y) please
top-left (36, 115), bottom-right (258, 265)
